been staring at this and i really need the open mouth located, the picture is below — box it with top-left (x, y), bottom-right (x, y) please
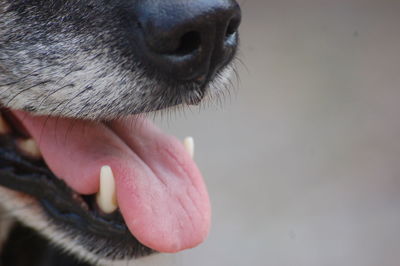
top-left (0, 108), bottom-right (211, 259)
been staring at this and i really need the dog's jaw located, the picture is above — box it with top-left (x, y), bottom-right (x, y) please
top-left (0, 187), bottom-right (176, 266)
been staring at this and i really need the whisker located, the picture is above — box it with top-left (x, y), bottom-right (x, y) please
top-left (4, 80), bottom-right (53, 108)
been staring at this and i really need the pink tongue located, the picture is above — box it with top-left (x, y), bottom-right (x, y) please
top-left (13, 111), bottom-right (211, 253)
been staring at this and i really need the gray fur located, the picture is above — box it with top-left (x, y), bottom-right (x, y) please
top-left (0, 0), bottom-right (233, 120)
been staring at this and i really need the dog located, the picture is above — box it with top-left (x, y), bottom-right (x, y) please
top-left (0, 0), bottom-right (241, 265)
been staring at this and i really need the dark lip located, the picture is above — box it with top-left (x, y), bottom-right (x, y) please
top-left (0, 115), bottom-right (155, 260)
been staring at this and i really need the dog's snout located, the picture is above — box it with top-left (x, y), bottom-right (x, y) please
top-left (135, 0), bottom-right (241, 82)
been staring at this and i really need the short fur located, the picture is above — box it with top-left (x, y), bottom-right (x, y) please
top-left (0, 0), bottom-right (233, 119)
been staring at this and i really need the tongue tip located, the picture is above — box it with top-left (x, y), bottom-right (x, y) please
top-left (141, 222), bottom-right (211, 253)
top-left (124, 193), bottom-right (212, 254)
top-left (128, 201), bottom-right (212, 253)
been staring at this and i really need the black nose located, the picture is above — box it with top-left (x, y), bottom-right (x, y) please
top-left (134, 0), bottom-right (241, 82)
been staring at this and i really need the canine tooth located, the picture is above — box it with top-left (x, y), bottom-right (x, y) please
top-left (16, 138), bottom-right (42, 159)
top-left (0, 114), bottom-right (11, 134)
top-left (96, 166), bottom-right (118, 214)
top-left (183, 136), bottom-right (194, 158)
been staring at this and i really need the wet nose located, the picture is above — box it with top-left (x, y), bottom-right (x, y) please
top-left (135, 0), bottom-right (241, 82)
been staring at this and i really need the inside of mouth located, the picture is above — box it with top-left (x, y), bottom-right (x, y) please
top-left (0, 108), bottom-right (211, 254)
top-left (0, 108), bottom-right (126, 225)
top-left (0, 138), bottom-right (154, 261)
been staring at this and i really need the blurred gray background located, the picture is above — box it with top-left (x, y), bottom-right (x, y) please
top-left (144, 1), bottom-right (400, 265)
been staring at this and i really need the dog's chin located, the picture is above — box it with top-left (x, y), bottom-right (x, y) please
top-left (0, 190), bottom-right (154, 266)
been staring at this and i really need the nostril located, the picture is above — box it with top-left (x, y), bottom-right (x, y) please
top-left (171, 31), bottom-right (201, 56)
top-left (225, 21), bottom-right (236, 37)
top-left (225, 17), bottom-right (240, 39)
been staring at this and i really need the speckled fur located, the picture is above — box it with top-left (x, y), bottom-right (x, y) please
top-left (0, 0), bottom-right (233, 120)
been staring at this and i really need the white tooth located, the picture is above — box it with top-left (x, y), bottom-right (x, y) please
top-left (183, 136), bottom-right (194, 158)
top-left (16, 138), bottom-right (42, 159)
top-left (0, 114), bottom-right (11, 135)
top-left (96, 165), bottom-right (118, 214)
